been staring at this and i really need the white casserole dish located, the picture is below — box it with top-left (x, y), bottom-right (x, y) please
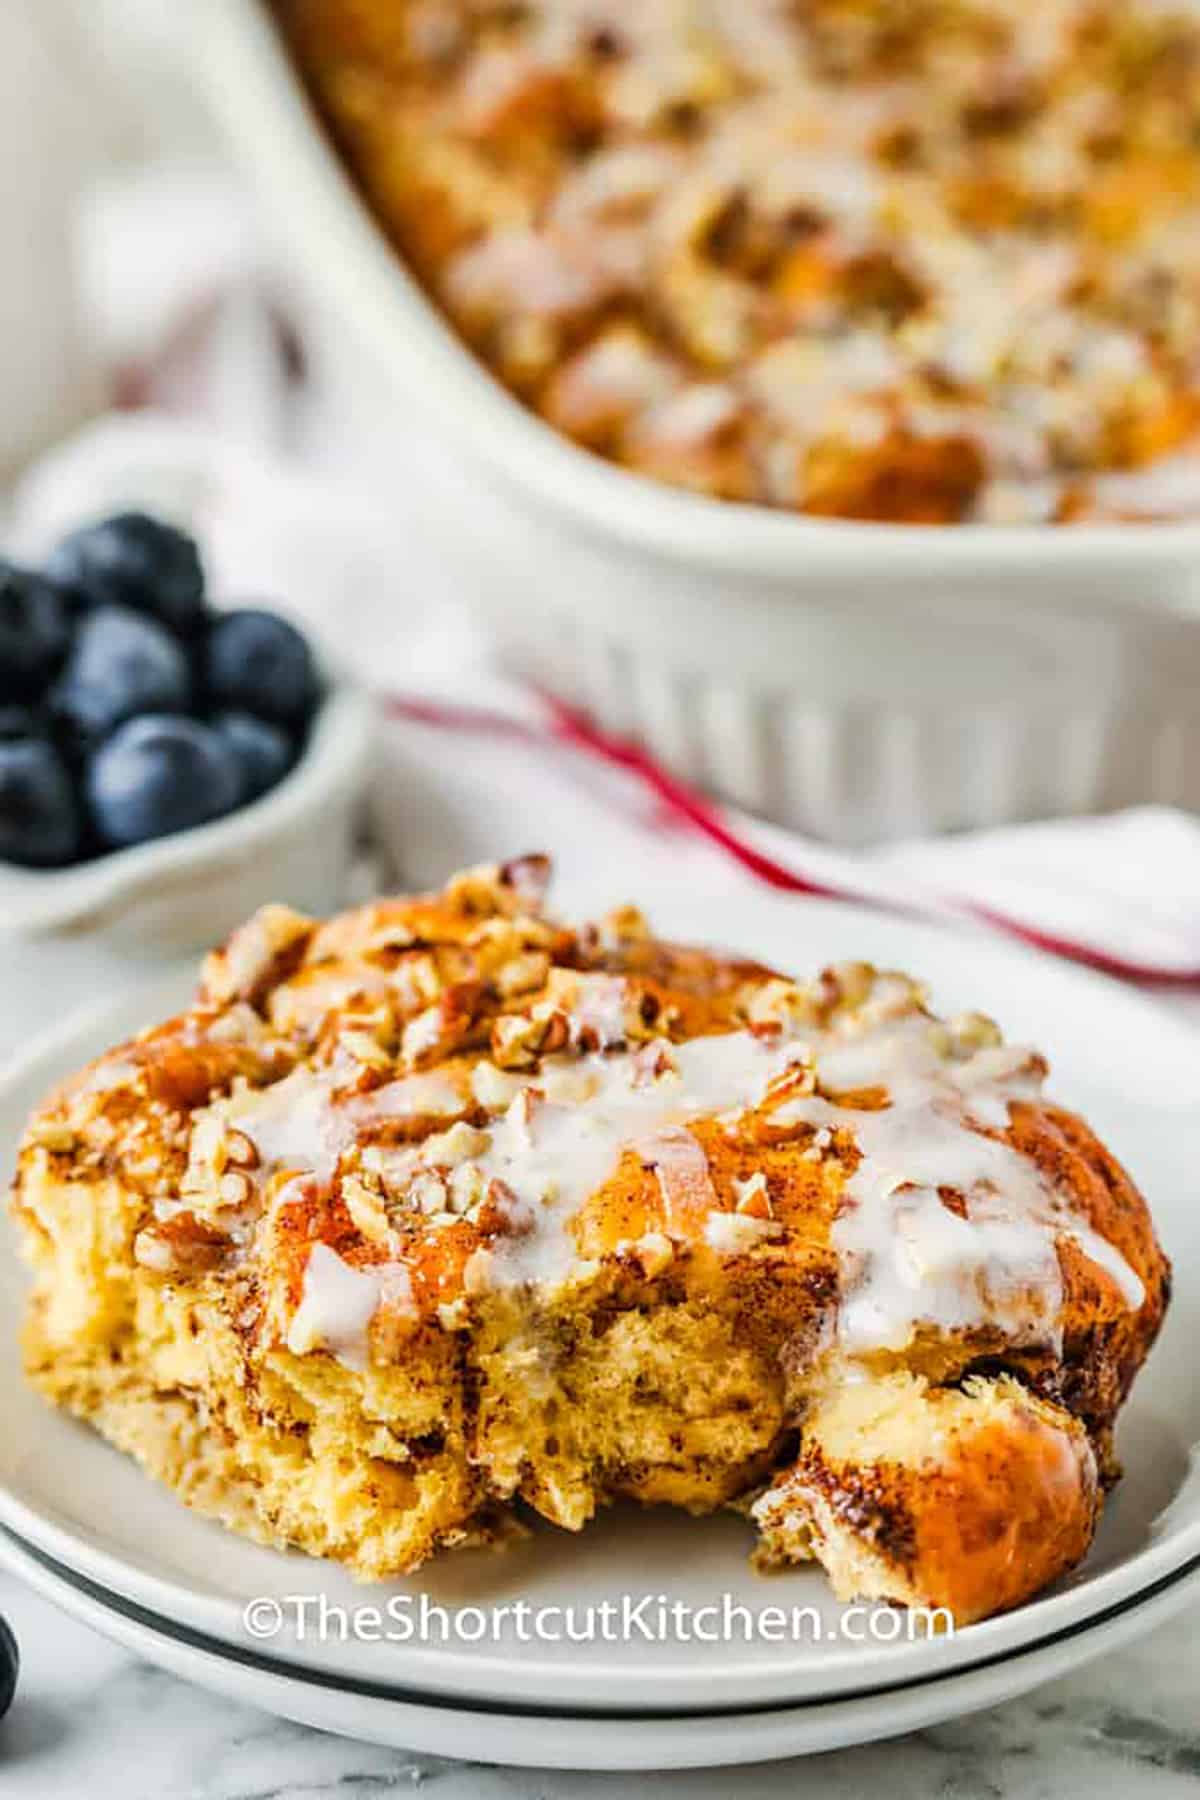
top-left (197, 0), bottom-right (1200, 845)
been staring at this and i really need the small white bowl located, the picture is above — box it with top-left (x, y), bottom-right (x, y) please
top-left (0, 677), bottom-right (375, 953)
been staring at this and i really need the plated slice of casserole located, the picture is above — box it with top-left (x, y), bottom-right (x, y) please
top-left (11, 857), bottom-right (1168, 1622)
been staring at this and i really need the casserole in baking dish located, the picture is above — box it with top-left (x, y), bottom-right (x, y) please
top-left (199, 1), bottom-right (1200, 839)
top-left (274, 0), bottom-right (1200, 526)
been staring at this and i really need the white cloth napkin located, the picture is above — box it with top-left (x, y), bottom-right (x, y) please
top-left (15, 416), bottom-right (1200, 990)
top-left (373, 688), bottom-right (1200, 985)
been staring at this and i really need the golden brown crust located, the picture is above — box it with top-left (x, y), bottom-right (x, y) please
top-left (753, 1373), bottom-right (1101, 1624)
top-left (10, 858), bottom-right (1169, 1617)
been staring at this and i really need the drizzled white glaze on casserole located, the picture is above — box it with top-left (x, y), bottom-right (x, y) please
top-left (772, 1018), bottom-right (1145, 1352)
top-left (287, 1243), bottom-right (415, 1370)
top-left (198, 994), bottom-right (1143, 1370)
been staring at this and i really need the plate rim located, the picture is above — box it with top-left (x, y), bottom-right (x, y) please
top-left (4, 1519), bottom-right (1194, 1771)
top-left (4, 1520), bottom-right (1200, 1725)
top-left (1, 895), bottom-right (1198, 1713)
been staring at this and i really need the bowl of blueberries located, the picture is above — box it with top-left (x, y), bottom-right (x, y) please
top-left (0, 509), bottom-right (373, 950)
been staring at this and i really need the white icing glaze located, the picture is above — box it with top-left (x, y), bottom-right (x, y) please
top-left (228, 1067), bottom-right (464, 1185)
top-left (548, 329), bottom-right (680, 432)
top-left (637, 1124), bottom-right (719, 1229)
top-left (445, 226), bottom-right (610, 319)
top-left (232, 991), bottom-right (1143, 1366)
top-left (439, 1027), bottom-right (805, 1287)
top-left (1092, 453), bottom-right (1200, 518)
top-left (638, 382), bottom-right (743, 450)
top-left (286, 1243), bottom-right (413, 1371)
top-left (774, 1016), bottom-right (1145, 1354)
top-left (356, 1073), bottom-right (466, 1131)
top-left (564, 972), bottom-right (632, 1048)
top-left (705, 1208), bottom-right (779, 1251)
top-left (465, 1008), bottom-right (1142, 1348)
top-left (229, 1069), bottom-right (346, 1183)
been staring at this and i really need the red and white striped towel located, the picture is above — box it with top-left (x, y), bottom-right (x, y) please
top-left (373, 685), bottom-right (1200, 990)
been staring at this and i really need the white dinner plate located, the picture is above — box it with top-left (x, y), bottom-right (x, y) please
top-left (1, 891), bottom-right (1198, 1717)
top-left (3, 1519), bottom-right (1198, 1770)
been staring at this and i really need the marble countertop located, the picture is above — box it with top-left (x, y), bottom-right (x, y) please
top-left (1, 942), bottom-right (1198, 1800)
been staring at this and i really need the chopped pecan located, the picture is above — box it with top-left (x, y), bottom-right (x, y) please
top-left (401, 980), bottom-right (487, 1066)
top-left (445, 858), bottom-right (548, 919)
top-left (491, 1006), bottom-right (570, 1069)
top-left (202, 905), bottom-right (313, 1007)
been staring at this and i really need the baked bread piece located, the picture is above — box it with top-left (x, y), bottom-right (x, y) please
top-left (11, 858), bottom-right (1168, 1622)
top-left (274, 0), bottom-right (1200, 523)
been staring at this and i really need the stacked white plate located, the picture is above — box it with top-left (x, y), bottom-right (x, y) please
top-left (2, 895), bottom-right (1198, 1771)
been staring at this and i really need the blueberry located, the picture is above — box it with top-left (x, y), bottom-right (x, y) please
top-left (45, 511), bottom-right (206, 636)
top-left (0, 705), bottom-right (40, 741)
top-left (87, 714), bottom-right (240, 848)
top-left (0, 1610), bottom-right (16, 1721)
top-left (0, 563), bottom-right (70, 703)
top-left (0, 737), bottom-right (81, 866)
top-left (203, 608), bottom-right (320, 726)
top-left (54, 605), bottom-right (191, 741)
top-left (213, 710), bottom-right (295, 803)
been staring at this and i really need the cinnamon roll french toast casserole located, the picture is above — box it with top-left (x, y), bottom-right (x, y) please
top-left (10, 858), bottom-right (1169, 1624)
top-left (275, 0), bottom-right (1200, 523)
